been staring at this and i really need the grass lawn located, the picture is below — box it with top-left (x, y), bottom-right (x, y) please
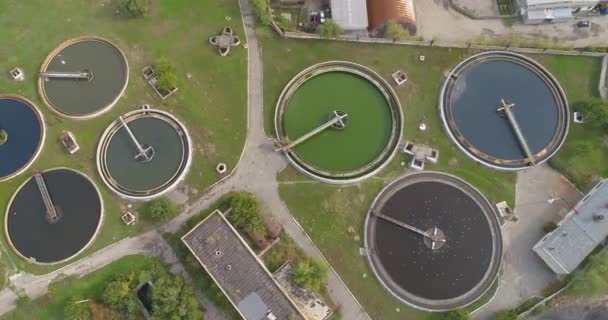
top-left (0, 0), bottom-right (246, 276)
top-left (1, 254), bottom-right (161, 320)
top-left (260, 30), bottom-right (600, 319)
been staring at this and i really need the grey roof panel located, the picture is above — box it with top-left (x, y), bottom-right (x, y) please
top-left (238, 293), bottom-right (268, 320)
top-left (330, 0), bottom-right (369, 30)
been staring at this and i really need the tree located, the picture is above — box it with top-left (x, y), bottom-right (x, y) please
top-left (102, 272), bottom-right (139, 315)
top-left (0, 129), bottom-right (7, 145)
top-left (144, 197), bottom-right (176, 222)
top-left (155, 57), bottom-right (178, 92)
top-left (443, 309), bottom-right (470, 320)
top-left (318, 19), bottom-right (343, 39)
top-left (251, 0), bottom-right (272, 25)
top-left (293, 258), bottom-right (328, 291)
top-left (151, 275), bottom-right (204, 320)
top-left (228, 193), bottom-right (266, 236)
top-left (570, 250), bottom-right (608, 296)
top-left (64, 298), bottom-right (92, 320)
top-left (573, 99), bottom-right (608, 133)
top-left (384, 20), bottom-right (408, 42)
top-left (125, 0), bottom-right (149, 18)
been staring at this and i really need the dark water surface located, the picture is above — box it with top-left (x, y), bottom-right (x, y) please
top-left (0, 98), bottom-right (42, 178)
top-left (449, 60), bottom-right (559, 160)
top-left (375, 181), bottom-right (493, 300)
top-left (7, 169), bottom-right (102, 263)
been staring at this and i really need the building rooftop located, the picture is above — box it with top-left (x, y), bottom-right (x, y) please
top-left (182, 210), bottom-right (306, 320)
top-left (525, 0), bottom-right (599, 8)
top-left (330, 0), bottom-right (369, 31)
top-left (534, 179), bottom-right (608, 274)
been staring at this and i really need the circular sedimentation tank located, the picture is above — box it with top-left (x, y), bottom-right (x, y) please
top-left (440, 51), bottom-right (569, 170)
top-left (275, 61), bottom-right (402, 183)
top-left (39, 36), bottom-right (129, 119)
top-left (97, 107), bottom-right (192, 200)
top-left (364, 171), bottom-right (502, 311)
top-left (0, 95), bottom-right (45, 181)
top-left (6, 168), bottom-right (103, 264)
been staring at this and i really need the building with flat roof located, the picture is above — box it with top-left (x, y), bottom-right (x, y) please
top-left (182, 210), bottom-right (306, 320)
top-left (533, 179), bottom-right (608, 275)
top-left (329, 0), bottom-right (369, 31)
top-left (517, 0), bottom-right (603, 24)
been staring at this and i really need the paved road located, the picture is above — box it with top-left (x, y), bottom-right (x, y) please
top-left (0, 0), bottom-right (370, 319)
top-left (472, 164), bottom-right (582, 320)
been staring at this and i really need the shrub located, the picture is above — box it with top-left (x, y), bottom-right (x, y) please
top-left (573, 99), bottom-right (608, 133)
top-left (542, 221), bottom-right (558, 233)
top-left (318, 19), bottom-right (343, 38)
top-left (384, 20), bottom-right (408, 42)
top-left (125, 0), bottom-right (149, 18)
top-left (251, 0), bottom-right (272, 25)
top-left (493, 309), bottom-right (517, 320)
top-left (144, 197), bottom-right (177, 222)
top-left (0, 129), bottom-right (7, 145)
top-left (155, 57), bottom-right (178, 92)
top-left (151, 274), bottom-right (204, 320)
top-left (293, 258), bottom-right (328, 291)
top-left (228, 192), bottom-right (266, 236)
top-left (102, 272), bottom-right (139, 315)
top-left (443, 309), bottom-right (469, 320)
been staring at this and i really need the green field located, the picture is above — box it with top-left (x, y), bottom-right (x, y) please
top-left (1, 255), bottom-right (163, 319)
top-left (261, 30), bottom-right (601, 320)
top-left (0, 0), bottom-right (246, 277)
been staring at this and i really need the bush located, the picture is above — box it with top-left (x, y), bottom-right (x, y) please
top-left (102, 272), bottom-right (139, 315)
top-left (569, 250), bottom-right (608, 296)
top-left (228, 192), bottom-right (266, 236)
top-left (125, 0), bottom-right (149, 18)
top-left (155, 57), bottom-right (178, 92)
top-left (293, 258), bottom-right (328, 291)
top-left (318, 19), bottom-right (343, 38)
top-left (151, 274), bottom-right (204, 320)
top-left (251, 0), bottom-right (272, 25)
top-left (493, 309), bottom-right (517, 320)
top-left (542, 221), bottom-right (558, 233)
top-left (443, 309), bottom-right (469, 320)
top-left (0, 129), bottom-right (7, 145)
top-left (384, 20), bottom-right (408, 42)
top-left (573, 99), bottom-right (608, 133)
top-left (144, 197), bottom-right (176, 222)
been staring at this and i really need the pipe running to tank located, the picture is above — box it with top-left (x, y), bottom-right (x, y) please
top-left (277, 111), bottom-right (348, 152)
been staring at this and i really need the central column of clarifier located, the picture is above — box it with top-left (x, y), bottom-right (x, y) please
top-left (118, 116), bottom-right (155, 162)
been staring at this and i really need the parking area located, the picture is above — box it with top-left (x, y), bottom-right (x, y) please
top-left (414, 0), bottom-right (608, 47)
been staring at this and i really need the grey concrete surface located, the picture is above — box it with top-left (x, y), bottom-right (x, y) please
top-left (473, 164), bottom-right (583, 320)
top-left (531, 300), bottom-right (608, 320)
top-left (452, 0), bottom-right (499, 17)
top-left (0, 0), bottom-right (371, 319)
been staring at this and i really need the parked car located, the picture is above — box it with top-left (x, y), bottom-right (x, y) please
top-left (577, 20), bottom-right (592, 28)
top-left (320, 11), bottom-right (326, 23)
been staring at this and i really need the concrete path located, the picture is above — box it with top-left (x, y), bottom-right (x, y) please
top-left (473, 164), bottom-right (582, 320)
top-left (0, 0), bottom-right (370, 319)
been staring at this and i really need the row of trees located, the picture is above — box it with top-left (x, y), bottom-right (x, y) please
top-left (65, 265), bottom-right (203, 320)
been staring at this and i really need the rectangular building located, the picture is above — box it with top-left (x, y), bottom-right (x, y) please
top-left (533, 179), bottom-right (608, 275)
top-left (182, 210), bottom-right (306, 320)
top-left (518, 0), bottom-right (602, 24)
top-left (330, 0), bottom-right (369, 31)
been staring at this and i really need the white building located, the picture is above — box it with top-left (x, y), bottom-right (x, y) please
top-left (329, 0), bottom-right (369, 31)
top-left (519, 0), bottom-right (602, 24)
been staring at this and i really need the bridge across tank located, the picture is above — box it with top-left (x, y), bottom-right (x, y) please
top-left (274, 61), bottom-right (403, 184)
top-left (440, 51), bottom-right (569, 170)
top-left (0, 96), bottom-right (45, 181)
top-left (39, 36), bottom-right (129, 119)
top-left (364, 171), bottom-right (503, 311)
top-left (5, 168), bottom-right (103, 264)
top-left (97, 107), bottom-right (192, 200)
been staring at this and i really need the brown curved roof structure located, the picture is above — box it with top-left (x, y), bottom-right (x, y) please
top-left (367, 0), bottom-right (417, 31)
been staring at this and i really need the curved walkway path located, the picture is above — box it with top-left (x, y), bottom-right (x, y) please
top-left (0, 1), bottom-right (370, 319)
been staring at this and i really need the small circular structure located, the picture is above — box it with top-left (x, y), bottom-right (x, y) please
top-left (97, 107), bottom-right (192, 200)
top-left (0, 95), bottom-right (45, 181)
top-left (5, 168), bottom-right (103, 264)
top-left (440, 51), bottom-right (569, 170)
top-left (275, 61), bottom-right (403, 184)
top-left (364, 171), bottom-right (502, 311)
top-left (39, 36), bottom-right (129, 119)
